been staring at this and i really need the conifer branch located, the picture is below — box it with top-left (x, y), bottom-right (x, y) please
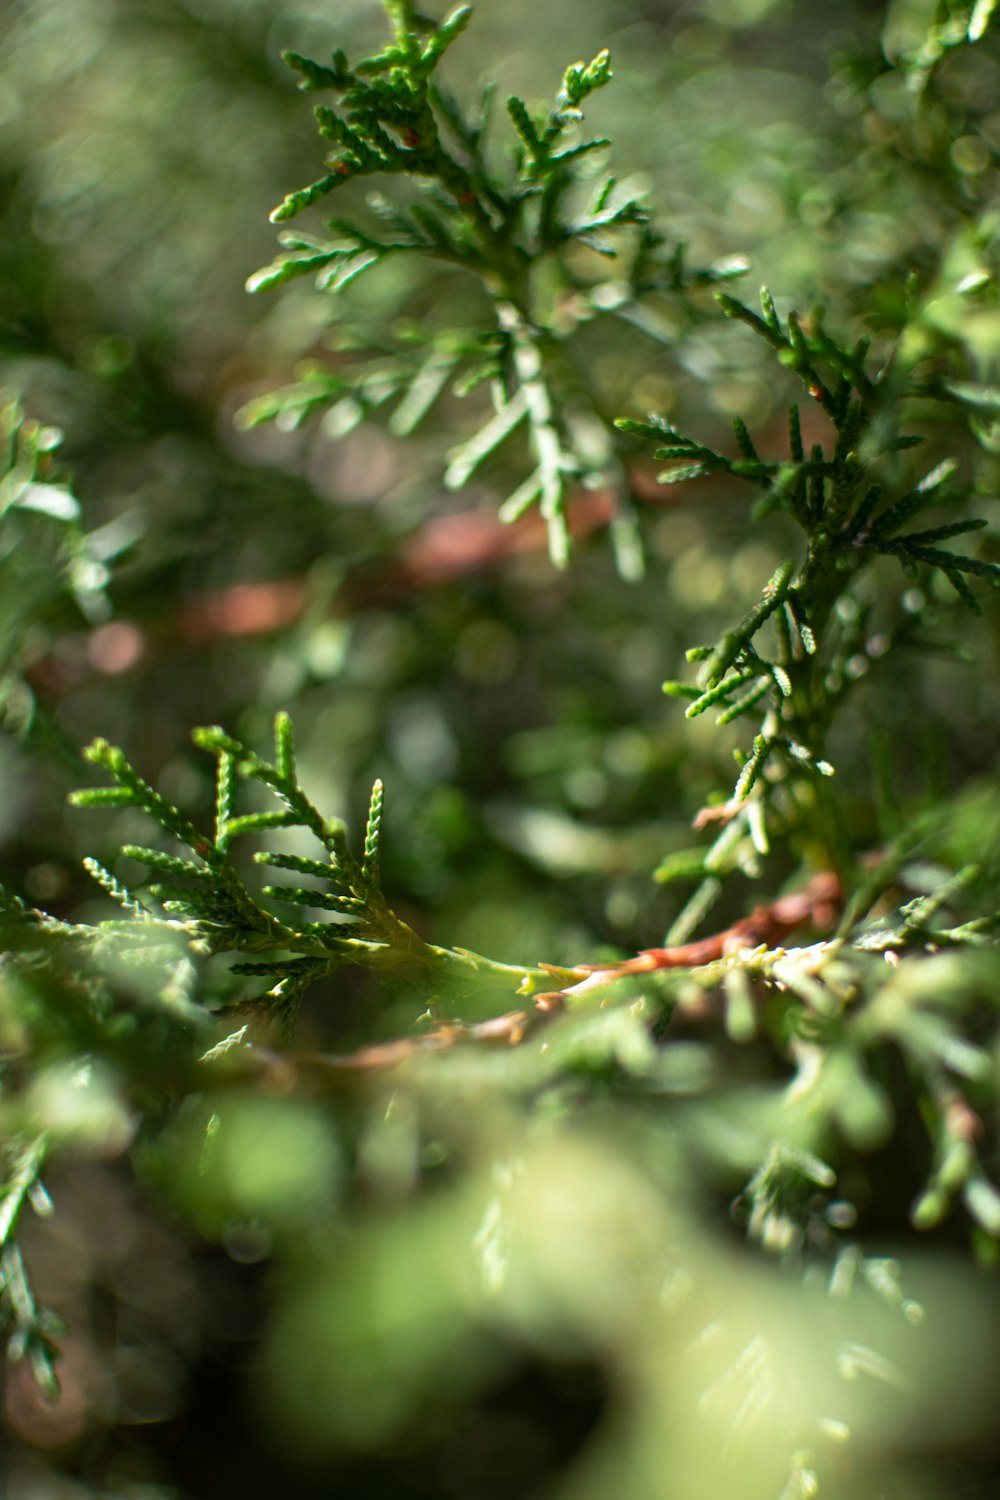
top-left (241, 0), bottom-right (734, 572)
top-left (0, 1139), bottom-right (61, 1400)
top-left (70, 714), bottom-right (572, 1004)
top-left (618, 289), bottom-right (1000, 900)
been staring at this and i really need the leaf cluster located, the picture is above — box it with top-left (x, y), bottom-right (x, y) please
top-left (70, 714), bottom-right (428, 1015)
top-left (5, 3), bottom-right (1000, 1492)
top-left (241, 0), bottom-right (744, 571)
top-left (0, 1139), bottom-right (61, 1401)
top-left (0, 397), bottom-right (115, 737)
top-left (620, 287), bottom-right (1000, 935)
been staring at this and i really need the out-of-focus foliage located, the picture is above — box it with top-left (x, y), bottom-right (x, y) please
top-left (3, 1), bottom-right (1000, 1498)
top-left (0, 397), bottom-right (113, 741)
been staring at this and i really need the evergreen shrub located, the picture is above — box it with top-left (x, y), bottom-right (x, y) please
top-left (3, 1), bottom-right (1000, 1495)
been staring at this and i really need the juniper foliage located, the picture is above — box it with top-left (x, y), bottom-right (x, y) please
top-left (0, 397), bottom-right (112, 739)
top-left (621, 290), bottom-right (1000, 937)
top-left (240, 0), bottom-right (745, 573)
top-left (3, 2), bottom-right (1000, 1498)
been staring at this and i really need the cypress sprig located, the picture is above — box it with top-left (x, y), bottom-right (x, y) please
top-left (72, 740), bottom-right (207, 853)
top-left (243, 0), bottom-right (731, 572)
top-left (362, 779), bottom-right (385, 889)
top-left (887, 0), bottom-right (996, 92)
top-left (0, 397), bottom-right (114, 738)
top-left (10, 0), bottom-right (1000, 1469)
top-left (71, 714), bottom-right (558, 1003)
top-left (252, 852), bottom-right (337, 880)
top-left (0, 1140), bottom-right (61, 1401)
top-left (82, 857), bottom-right (153, 920)
top-left (618, 291), bottom-right (1000, 915)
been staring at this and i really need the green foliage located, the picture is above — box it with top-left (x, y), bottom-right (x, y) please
top-left (883, 0), bottom-right (999, 90)
top-left (4, 1), bottom-right (1000, 1497)
top-left (70, 712), bottom-right (555, 1024)
top-left (0, 1138), bottom-right (61, 1401)
top-left (0, 396), bottom-right (112, 738)
top-left (621, 288), bottom-right (1000, 935)
top-left (241, 1), bottom-right (744, 572)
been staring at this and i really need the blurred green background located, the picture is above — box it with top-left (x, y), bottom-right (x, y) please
top-left (4, 0), bottom-right (1000, 1495)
